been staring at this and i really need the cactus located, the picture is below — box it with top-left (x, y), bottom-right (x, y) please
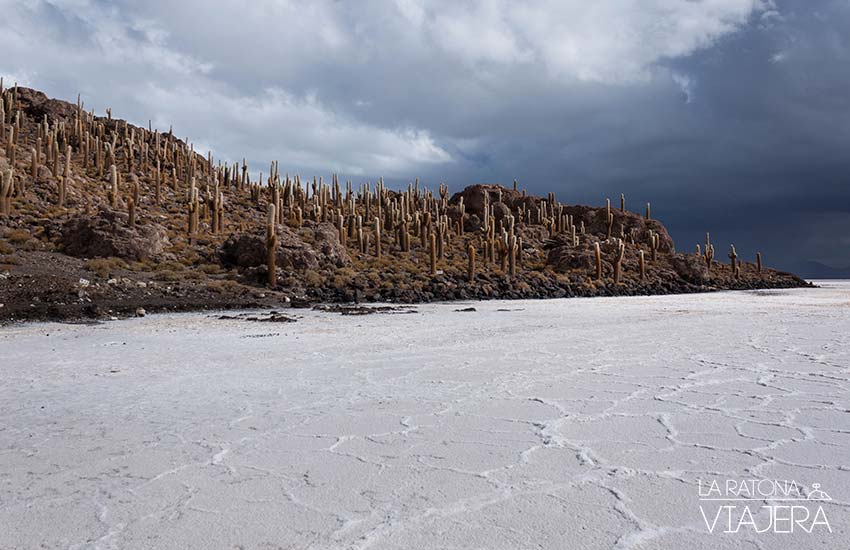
top-left (613, 239), bottom-right (625, 284)
top-left (639, 249), bottom-right (646, 281)
top-left (30, 147), bottom-right (38, 182)
top-left (467, 244), bottom-right (476, 283)
top-left (508, 233), bottom-right (517, 279)
top-left (58, 177), bottom-right (66, 207)
top-left (5, 126), bottom-right (14, 158)
top-left (374, 217), bottom-right (382, 258)
top-left (0, 168), bottom-right (12, 217)
top-left (704, 244), bottom-right (715, 273)
top-left (429, 232), bottom-right (437, 276)
top-left (606, 211), bottom-right (614, 239)
top-left (128, 196), bottom-right (136, 226)
top-left (155, 160), bottom-right (161, 206)
top-left (620, 193), bottom-right (625, 213)
top-left (187, 180), bottom-right (199, 239)
top-left (64, 145), bottom-right (71, 179)
top-left (517, 236), bottom-right (523, 267)
top-left (109, 164), bottom-right (119, 208)
top-left (337, 215), bottom-right (346, 246)
top-left (756, 252), bottom-right (762, 274)
top-left (266, 206), bottom-right (278, 288)
top-left (728, 244), bottom-right (738, 276)
top-left (594, 242), bottom-right (602, 281)
top-left (649, 231), bottom-right (659, 261)
top-left (645, 202), bottom-right (651, 219)
top-left (131, 175), bottom-right (140, 206)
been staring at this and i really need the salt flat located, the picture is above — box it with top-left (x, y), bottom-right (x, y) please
top-left (1, 283), bottom-right (849, 549)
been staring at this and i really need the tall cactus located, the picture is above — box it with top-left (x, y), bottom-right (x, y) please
top-left (128, 196), bottom-right (136, 226)
top-left (58, 177), bottom-right (66, 208)
top-left (266, 204), bottom-right (277, 288)
top-left (374, 217), bottom-right (382, 258)
top-left (613, 239), bottom-right (625, 284)
top-left (109, 164), bottom-right (119, 208)
top-left (508, 233), bottom-right (517, 279)
top-left (429, 232), bottom-right (437, 276)
top-left (0, 168), bottom-right (12, 217)
top-left (30, 147), bottom-right (38, 182)
top-left (155, 160), bottom-right (161, 206)
top-left (594, 242), bottom-right (602, 281)
top-left (649, 231), bottom-right (659, 261)
top-left (728, 244), bottom-right (738, 277)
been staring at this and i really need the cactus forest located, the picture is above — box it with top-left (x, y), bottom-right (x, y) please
top-left (0, 83), bottom-right (806, 321)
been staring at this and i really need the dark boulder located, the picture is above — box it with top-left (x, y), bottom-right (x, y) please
top-left (220, 223), bottom-right (350, 271)
top-left (670, 254), bottom-right (710, 283)
top-left (61, 208), bottom-right (170, 261)
top-left (450, 184), bottom-right (528, 217)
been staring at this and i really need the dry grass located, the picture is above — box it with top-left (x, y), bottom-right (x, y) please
top-left (302, 270), bottom-right (325, 287)
top-left (207, 279), bottom-right (243, 293)
top-left (0, 240), bottom-right (14, 255)
top-left (199, 263), bottom-right (224, 275)
top-left (4, 229), bottom-right (31, 244)
top-left (85, 257), bottom-right (128, 278)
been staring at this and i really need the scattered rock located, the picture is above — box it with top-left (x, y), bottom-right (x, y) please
top-left (218, 312), bottom-right (297, 323)
top-left (313, 304), bottom-right (418, 316)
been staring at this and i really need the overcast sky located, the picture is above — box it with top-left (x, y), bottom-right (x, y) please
top-left (2, 0), bottom-right (848, 275)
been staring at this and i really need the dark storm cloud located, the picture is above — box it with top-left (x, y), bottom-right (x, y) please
top-left (0, 0), bottom-right (847, 275)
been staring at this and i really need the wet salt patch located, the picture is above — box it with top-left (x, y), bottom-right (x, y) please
top-left (1, 285), bottom-right (849, 549)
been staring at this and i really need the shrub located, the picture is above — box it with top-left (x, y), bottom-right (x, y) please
top-left (303, 269), bottom-right (325, 287)
top-left (85, 257), bottom-right (128, 278)
top-left (5, 229), bottom-right (30, 244)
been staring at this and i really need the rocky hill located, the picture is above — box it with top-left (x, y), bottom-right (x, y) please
top-left (0, 85), bottom-right (808, 322)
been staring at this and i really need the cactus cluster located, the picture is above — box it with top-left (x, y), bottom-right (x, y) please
top-left (0, 84), bottom-right (773, 291)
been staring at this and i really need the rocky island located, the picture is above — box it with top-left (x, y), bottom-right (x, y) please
top-left (0, 85), bottom-right (807, 322)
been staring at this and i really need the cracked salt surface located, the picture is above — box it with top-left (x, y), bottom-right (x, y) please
top-left (1, 283), bottom-right (848, 549)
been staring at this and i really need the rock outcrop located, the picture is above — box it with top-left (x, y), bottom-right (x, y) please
top-left (61, 209), bottom-right (170, 261)
top-left (220, 222), bottom-right (350, 271)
